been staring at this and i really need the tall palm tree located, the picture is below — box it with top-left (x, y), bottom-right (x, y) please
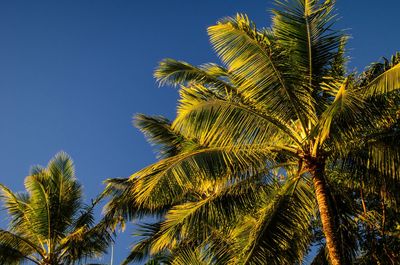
top-left (0, 152), bottom-right (113, 265)
top-left (105, 0), bottom-right (400, 264)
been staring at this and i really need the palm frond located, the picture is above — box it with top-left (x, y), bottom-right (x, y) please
top-left (46, 152), bottom-right (83, 240)
top-left (59, 220), bottom-right (113, 263)
top-left (311, 78), bottom-right (375, 153)
top-left (208, 13), bottom-right (315, 129)
top-left (237, 179), bottom-right (316, 265)
top-left (174, 85), bottom-right (303, 146)
top-left (154, 59), bottom-right (234, 93)
top-left (127, 144), bottom-right (288, 211)
top-left (0, 244), bottom-right (32, 265)
top-left (363, 63), bottom-right (400, 96)
top-left (0, 185), bottom-right (31, 232)
top-left (273, 0), bottom-right (342, 86)
top-left (121, 222), bottom-right (163, 265)
top-left (148, 180), bottom-right (270, 254)
top-left (134, 114), bottom-right (197, 159)
top-left (0, 229), bottom-right (42, 259)
top-left (170, 247), bottom-right (212, 265)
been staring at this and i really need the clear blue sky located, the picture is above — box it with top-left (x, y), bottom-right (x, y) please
top-left (0, 0), bottom-right (399, 264)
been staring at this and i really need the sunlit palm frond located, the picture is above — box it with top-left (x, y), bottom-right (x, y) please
top-left (102, 177), bottom-right (172, 230)
top-left (363, 62), bottom-right (400, 96)
top-left (208, 13), bottom-right (315, 129)
top-left (311, 78), bottom-right (380, 154)
top-left (129, 144), bottom-right (287, 210)
top-left (0, 185), bottom-right (32, 233)
top-left (174, 85), bottom-right (303, 147)
top-left (273, 0), bottom-right (342, 87)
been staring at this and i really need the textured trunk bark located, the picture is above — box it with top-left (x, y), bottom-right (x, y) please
top-left (311, 163), bottom-right (343, 265)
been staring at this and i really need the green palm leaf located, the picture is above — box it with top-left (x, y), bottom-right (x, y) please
top-left (174, 85), bottom-right (303, 146)
top-left (364, 63), bottom-right (400, 96)
top-left (208, 13), bottom-right (315, 129)
top-left (154, 59), bottom-right (234, 93)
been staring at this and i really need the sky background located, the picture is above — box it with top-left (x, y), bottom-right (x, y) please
top-left (0, 0), bottom-right (399, 264)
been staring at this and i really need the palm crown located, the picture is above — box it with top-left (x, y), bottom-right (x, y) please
top-left (0, 152), bottom-right (113, 265)
top-left (104, 0), bottom-right (400, 264)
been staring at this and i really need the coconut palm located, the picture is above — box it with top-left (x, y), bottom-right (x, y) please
top-left (326, 54), bottom-right (400, 264)
top-left (0, 152), bottom-right (113, 265)
top-left (105, 0), bottom-right (400, 264)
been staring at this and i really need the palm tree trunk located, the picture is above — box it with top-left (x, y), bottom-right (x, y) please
top-left (310, 162), bottom-right (343, 265)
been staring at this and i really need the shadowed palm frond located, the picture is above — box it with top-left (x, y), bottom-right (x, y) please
top-left (154, 59), bottom-right (234, 93)
top-left (170, 247), bottom-right (213, 265)
top-left (237, 179), bottom-right (316, 265)
top-left (134, 114), bottom-right (195, 159)
top-left (121, 222), bottom-right (164, 265)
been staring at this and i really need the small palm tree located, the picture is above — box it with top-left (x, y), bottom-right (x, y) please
top-left (0, 152), bottom-right (113, 265)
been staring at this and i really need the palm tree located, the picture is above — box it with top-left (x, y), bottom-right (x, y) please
top-left (105, 0), bottom-right (400, 264)
top-left (326, 54), bottom-right (400, 264)
top-left (0, 152), bottom-right (113, 265)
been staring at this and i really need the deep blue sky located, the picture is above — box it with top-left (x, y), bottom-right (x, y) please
top-left (0, 0), bottom-right (399, 264)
